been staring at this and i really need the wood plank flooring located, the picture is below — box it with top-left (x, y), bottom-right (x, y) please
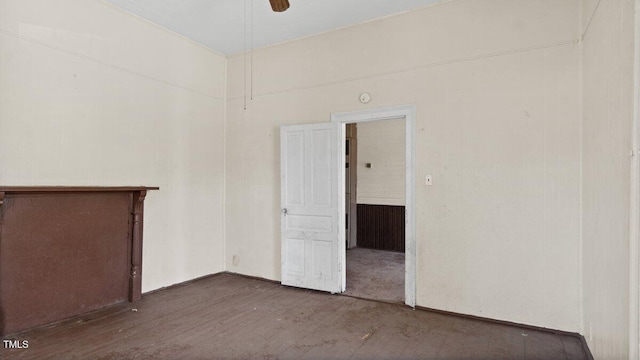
top-left (2, 273), bottom-right (588, 359)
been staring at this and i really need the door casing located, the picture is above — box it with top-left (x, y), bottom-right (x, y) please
top-left (331, 104), bottom-right (417, 307)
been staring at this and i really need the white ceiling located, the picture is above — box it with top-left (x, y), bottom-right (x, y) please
top-left (102, 0), bottom-right (443, 55)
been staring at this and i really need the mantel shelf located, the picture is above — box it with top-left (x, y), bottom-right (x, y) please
top-left (0, 186), bottom-right (159, 193)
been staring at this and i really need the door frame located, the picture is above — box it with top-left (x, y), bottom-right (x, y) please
top-left (331, 104), bottom-right (417, 307)
top-left (631, 0), bottom-right (640, 358)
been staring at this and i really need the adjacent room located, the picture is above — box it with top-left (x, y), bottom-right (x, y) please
top-left (343, 119), bottom-right (407, 303)
top-left (0, 0), bottom-right (638, 359)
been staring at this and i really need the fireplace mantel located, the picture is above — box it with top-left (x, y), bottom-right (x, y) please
top-left (0, 186), bottom-right (158, 335)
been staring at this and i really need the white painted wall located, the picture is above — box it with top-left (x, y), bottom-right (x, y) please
top-left (580, 0), bottom-right (635, 358)
top-left (225, 0), bottom-right (582, 332)
top-left (9, 0), bottom-right (637, 348)
top-left (0, 0), bottom-right (227, 292)
top-left (356, 119), bottom-right (405, 206)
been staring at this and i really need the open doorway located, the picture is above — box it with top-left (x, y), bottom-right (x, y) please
top-left (332, 105), bottom-right (416, 307)
top-left (344, 119), bottom-right (406, 302)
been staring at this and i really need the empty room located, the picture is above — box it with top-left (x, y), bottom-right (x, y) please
top-left (0, 0), bottom-right (638, 359)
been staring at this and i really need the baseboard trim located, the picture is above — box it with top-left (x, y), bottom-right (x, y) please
top-left (578, 334), bottom-right (595, 360)
top-left (416, 305), bottom-right (594, 358)
top-left (415, 304), bottom-right (582, 337)
top-left (222, 271), bottom-right (281, 285)
top-left (142, 272), bottom-right (226, 296)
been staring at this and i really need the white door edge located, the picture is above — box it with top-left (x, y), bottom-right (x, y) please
top-left (630, 1), bottom-right (640, 358)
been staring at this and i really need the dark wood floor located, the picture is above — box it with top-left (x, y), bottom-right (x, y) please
top-left (2, 273), bottom-right (588, 359)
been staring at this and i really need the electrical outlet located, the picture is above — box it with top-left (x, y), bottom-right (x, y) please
top-left (425, 175), bottom-right (433, 186)
top-left (232, 255), bottom-right (239, 266)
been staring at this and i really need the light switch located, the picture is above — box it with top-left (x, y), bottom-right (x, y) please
top-left (425, 175), bottom-right (433, 186)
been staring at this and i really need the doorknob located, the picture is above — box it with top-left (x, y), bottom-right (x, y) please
top-left (282, 208), bottom-right (288, 215)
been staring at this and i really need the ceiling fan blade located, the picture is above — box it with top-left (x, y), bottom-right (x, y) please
top-left (269, 0), bottom-right (290, 12)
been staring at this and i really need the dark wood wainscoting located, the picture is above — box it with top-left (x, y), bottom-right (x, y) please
top-left (0, 186), bottom-right (157, 336)
top-left (356, 204), bottom-right (405, 252)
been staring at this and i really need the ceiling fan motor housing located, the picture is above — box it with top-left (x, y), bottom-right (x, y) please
top-left (269, 0), bottom-right (290, 12)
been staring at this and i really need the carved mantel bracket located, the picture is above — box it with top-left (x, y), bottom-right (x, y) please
top-left (130, 190), bottom-right (148, 302)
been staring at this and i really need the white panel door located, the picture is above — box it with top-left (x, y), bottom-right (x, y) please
top-left (280, 122), bottom-right (343, 293)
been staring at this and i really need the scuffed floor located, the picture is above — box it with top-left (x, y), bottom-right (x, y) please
top-left (3, 273), bottom-right (588, 360)
top-left (344, 248), bottom-right (404, 302)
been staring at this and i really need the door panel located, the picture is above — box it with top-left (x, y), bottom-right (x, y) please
top-left (312, 240), bottom-right (332, 279)
top-left (286, 214), bottom-right (332, 232)
top-left (285, 131), bottom-right (305, 206)
top-left (284, 238), bottom-right (305, 277)
top-left (281, 122), bottom-right (342, 293)
top-left (311, 128), bottom-right (332, 206)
